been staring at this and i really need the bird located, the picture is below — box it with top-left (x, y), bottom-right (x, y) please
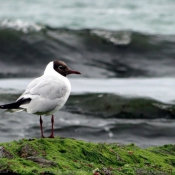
top-left (0, 60), bottom-right (81, 138)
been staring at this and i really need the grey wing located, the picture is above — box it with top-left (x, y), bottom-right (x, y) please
top-left (17, 76), bottom-right (68, 114)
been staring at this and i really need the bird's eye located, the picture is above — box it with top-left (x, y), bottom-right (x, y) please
top-left (58, 66), bottom-right (63, 69)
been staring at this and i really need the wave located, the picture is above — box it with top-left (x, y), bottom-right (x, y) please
top-left (0, 20), bottom-right (175, 78)
top-left (0, 91), bottom-right (174, 119)
top-left (1, 91), bottom-right (175, 147)
top-left (66, 93), bottom-right (175, 119)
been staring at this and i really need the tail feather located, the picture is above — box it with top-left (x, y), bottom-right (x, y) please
top-left (0, 98), bottom-right (31, 110)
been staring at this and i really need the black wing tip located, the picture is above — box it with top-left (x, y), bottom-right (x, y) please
top-left (0, 105), bottom-right (5, 109)
top-left (0, 103), bottom-right (15, 109)
top-left (0, 98), bottom-right (31, 109)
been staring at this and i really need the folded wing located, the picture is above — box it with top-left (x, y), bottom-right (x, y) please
top-left (16, 75), bottom-right (70, 115)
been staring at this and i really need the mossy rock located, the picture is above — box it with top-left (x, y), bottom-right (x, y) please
top-left (0, 137), bottom-right (175, 175)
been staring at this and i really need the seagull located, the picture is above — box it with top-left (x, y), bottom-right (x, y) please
top-left (0, 60), bottom-right (81, 138)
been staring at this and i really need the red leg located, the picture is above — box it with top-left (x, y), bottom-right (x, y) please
top-left (40, 116), bottom-right (45, 138)
top-left (49, 115), bottom-right (54, 138)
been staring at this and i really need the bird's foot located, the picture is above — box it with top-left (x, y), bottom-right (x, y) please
top-left (48, 134), bottom-right (54, 138)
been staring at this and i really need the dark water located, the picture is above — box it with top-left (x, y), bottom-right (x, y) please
top-left (0, 24), bottom-right (175, 148)
top-left (0, 26), bottom-right (175, 78)
top-left (0, 87), bottom-right (175, 148)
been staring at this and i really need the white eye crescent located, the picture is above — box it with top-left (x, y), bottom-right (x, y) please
top-left (58, 66), bottom-right (63, 69)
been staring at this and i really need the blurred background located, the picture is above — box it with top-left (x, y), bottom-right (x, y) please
top-left (0, 0), bottom-right (175, 148)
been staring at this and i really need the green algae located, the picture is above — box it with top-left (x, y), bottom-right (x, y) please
top-left (0, 138), bottom-right (175, 175)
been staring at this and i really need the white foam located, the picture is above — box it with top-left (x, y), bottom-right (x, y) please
top-left (91, 30), bottom-right (131, 45)
top-left (0, 19), bottom-right (44, 33)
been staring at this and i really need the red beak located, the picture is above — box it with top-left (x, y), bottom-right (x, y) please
top-left (68, 70), bottom-right (81, 75)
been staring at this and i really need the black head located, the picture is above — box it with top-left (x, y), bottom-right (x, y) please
top-left (53, 60), bottom-right (81, 77)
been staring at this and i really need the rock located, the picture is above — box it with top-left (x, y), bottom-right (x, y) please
top-left (0, 137), bottom-right (175, 175)
top-left (0, 146), bottom-right (13, 158)
top-left (19, 144), bottom-right (38, 158)
top-left (27, 156), bottom-right (57, 167)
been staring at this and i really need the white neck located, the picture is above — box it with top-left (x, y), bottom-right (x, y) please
top-left (43, 61), bottom-right (64, 78)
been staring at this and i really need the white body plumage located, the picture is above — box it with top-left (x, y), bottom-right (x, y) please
top-left (17, 61), bottom-right (71, 115)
